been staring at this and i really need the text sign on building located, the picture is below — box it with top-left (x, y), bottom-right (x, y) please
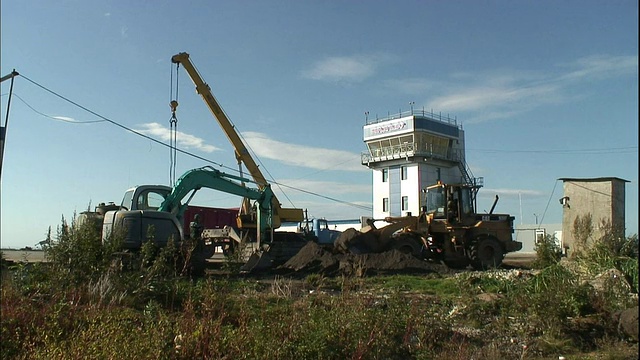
top-left (363, 117), bottom-right (414, 140)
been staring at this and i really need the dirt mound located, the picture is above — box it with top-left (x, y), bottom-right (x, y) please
top-left (282, 242), bottom-right (339, 273)
top-left (281, 242), bottom-right (442, 275)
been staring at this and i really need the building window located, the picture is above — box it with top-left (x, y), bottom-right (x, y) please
top-left (401, 166), bottom-right (408, 180)
top-left (383, 197), bottom-right (389, 212)
top-left (382, 168), bottom-right (389, 182)
top-left (401, 196), bottom-right (409, 211)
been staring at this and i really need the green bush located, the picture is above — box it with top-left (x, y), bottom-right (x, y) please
top-left (577, 220), bottom-right (639, 293)
top-left (533, 234), bottom-right (562, 269)
top-left (43, 214), bottom-right (118, 287)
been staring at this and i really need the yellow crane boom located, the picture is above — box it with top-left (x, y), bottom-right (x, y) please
top-left (171, 52), bottom-right (304, 228)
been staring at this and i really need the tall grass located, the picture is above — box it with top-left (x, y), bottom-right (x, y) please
top-left (1, 214), bottom-right (638, 359)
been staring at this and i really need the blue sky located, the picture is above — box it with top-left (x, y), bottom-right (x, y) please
top-left (1, 0), bottom-right (637, 249)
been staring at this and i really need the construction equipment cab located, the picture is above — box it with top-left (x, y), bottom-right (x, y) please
top-left (424, 181), bottom-right (475, 225)
top-left (299, 218), bottom-right (342, 245)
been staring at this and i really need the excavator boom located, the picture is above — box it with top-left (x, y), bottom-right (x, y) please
top-left (171, 52), bottom-right (304, 226)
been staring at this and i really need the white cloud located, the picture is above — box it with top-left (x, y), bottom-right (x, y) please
top-left (559, 54), bottom-right (638, 81)
top-left (135, 122), bottom-right (220, 153)
top-left (247, 179), bottom-right (372, 220)
top-left (120, 26), bottom-right (128, 38)
top-left (277, 178), bottom-right (371, 196)
top-left (428, 82), bottom-right (562, 124)
top-left (301, 55), bottom-right (381, 82)
top-left (423, 54), bottom-right (638, 124)
top-left (241, 131), bottom-right (367, 172)
top-left (292, 200), bottom-right (372, 220)
top-left (481, 188), bottom-right (546, 197)
top-left (132, 125), bottom-right (366, 172)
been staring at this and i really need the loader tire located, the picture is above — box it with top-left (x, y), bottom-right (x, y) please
top-left (469, 237), bottom-right (504, 270)
top-left (390, 235), bottom-right (424, 258)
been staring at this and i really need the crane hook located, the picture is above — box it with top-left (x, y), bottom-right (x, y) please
top-left (170, 100), bottom-right (179, 114)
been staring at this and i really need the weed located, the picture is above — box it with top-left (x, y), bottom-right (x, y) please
top-left (271, 275), bottom-right (293, 297)
top-left (305, 273), bottom-right (325, 288)
top-left (533, 233), bottom-right (562, 268)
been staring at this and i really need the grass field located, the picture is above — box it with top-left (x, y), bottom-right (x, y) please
top-left (1, 222), bottom-right (637, 359)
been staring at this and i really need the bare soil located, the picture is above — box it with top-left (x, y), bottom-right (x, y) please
top-left (280, 241), bottom-right (445, 275)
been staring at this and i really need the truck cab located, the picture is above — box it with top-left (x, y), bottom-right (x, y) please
top-left (299, 218), bottom-right (341, 245)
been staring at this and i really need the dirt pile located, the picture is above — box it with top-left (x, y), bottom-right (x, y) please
top-left (281, 241), bottom-right (443, 275)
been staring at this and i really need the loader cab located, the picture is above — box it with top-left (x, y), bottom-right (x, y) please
top-left (456, 186), bottom-right (474, 217)
top-left (424, 183), bottom-right (446, 218)
top-left (423, 183), bottom-right (475, 223)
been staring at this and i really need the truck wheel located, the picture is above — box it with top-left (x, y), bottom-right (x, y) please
top-left (470, 237), bottom-right (504, 270)
top-left (222, 242), bottom-right (235, 257)
top-left (391, 235), bottom-right (424, 258)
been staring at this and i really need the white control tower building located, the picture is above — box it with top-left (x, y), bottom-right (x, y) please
top-left (362, 109), bottom-right (482, 219)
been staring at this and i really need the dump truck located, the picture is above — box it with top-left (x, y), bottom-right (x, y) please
top-left (334, 181), bottom-right (522, 269)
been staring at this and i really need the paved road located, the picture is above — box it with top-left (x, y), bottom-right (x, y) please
top-left (1, 249), bottom-right (227, 264)
top-left (1, 249), bottom-right (47, 263)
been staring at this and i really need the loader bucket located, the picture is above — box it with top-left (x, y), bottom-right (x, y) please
top-left (240, 251), bottom-right (275, 273)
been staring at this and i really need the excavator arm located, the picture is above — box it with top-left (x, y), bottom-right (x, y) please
top-left (171, 52), bottom-right (304, 226)
top-left (158, 166), bottom-right (275, 242)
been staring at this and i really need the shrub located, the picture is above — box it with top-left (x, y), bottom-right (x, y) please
top-left (533, 234), bottom-right (562, 269)
top-left (43, 214), bottom-right (116, 287)
top-left (578, 220), bottom-right (639, 293)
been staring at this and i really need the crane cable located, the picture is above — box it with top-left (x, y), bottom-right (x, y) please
top-left (169, 63), bottom-right (180, 186)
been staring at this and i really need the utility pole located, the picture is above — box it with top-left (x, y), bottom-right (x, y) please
top-left (1, 69), bottom-right (19, 180)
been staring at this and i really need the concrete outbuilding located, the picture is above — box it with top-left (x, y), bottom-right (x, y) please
top-left (558, 177), bottom-right (628, 254)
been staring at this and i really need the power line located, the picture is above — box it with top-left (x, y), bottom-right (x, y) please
top-left (10, 94), bottom-right (106, 123)
top-left (468, 147), bottom-right (637, 155)
top-left (10, 75), bottom-right (372, 213)
top-left (16, 76), bottom-right (234, 171)
top-left (538, 179), bottom-right (559, 227)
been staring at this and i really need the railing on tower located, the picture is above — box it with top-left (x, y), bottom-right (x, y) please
top-left (365, 109), bottom-right (462, 130)
top-left (362, 142), bottom-right (458, 164)
top-left (457, 159), bottom-right (482, 188)
top-left (457, 159), bottom-right (483, 204)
